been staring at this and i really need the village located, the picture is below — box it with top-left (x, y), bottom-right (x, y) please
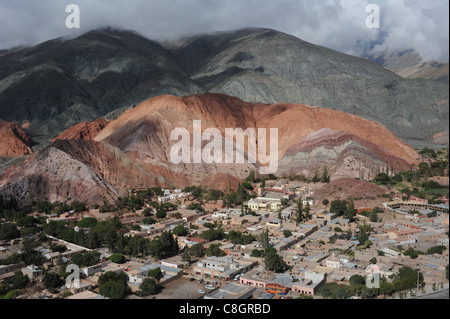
top-left (1, 174), bottom-right (448, 300)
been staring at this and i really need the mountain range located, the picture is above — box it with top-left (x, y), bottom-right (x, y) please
top-left (0, 27), bottom-right (448, 150)
top-left (367, 50), bottom-right (449, 84)
top-left (0, 27), bottom-right (448, 204)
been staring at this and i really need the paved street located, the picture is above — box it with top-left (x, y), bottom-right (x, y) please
top-left (413, 289), bottom-right (449, 300)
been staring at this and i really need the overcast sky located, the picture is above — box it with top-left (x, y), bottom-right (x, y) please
top-left (0, 0), bottom-right (448, 62)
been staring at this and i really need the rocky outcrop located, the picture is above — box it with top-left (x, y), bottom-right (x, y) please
top-left (52, 118), bottom-right (109, 142)
top-left (278, 128), bottom-right (412, 180)
top-left (0, 139), bottom-right (168, 204)
top-left (312, 178), bottom-right (389, 208)
top-left (0, 120), bottom-right (34, 157)
top-left (432, 130), bottom-right (449, 146)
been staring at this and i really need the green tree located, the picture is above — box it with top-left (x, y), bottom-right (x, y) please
top-left (258, 228), bottom-right (270, 249)
top-left (283, 230), bottom-right (293, 238)
top-left (155, 231), bottom-right (179, 259)
top-left (246, 169), bottom-right (255, 184)
top-left (330, 199), bottom-right (348, 216)
top-left (71, 251), bottom-right (100, 268)
top-left (264, 247), bottom-right (287, 273)
top-left (349, 274), bottom-right (366, 286)
top-left (446, 264), bottom-right (449, 281)
top-left (37, 201), bottom-right (53, 214)
top-left (143, 217), bottom-right (156, 225)
top-left (0, 223), bottom-right (20, 240)
top-left (205, 244), bottom-right (226, 257)
top-left (296, 197), bottom-right (303, 224)
top-left (251, 249), bottom-right (264, 258)
top-left (187, 203), bottom-right (203, 211)
top-left (50, 244), bottom-right (68, 253)
top-left (426, 245), bottom-right (447, 255)
top-left (358, 221), bottom-right (370, 245)
top-left (304, 202), bottom-right (311, 220)
top-left (379, 282), bottom-right (394, 296)
top-left (8, 271), bottom-right (29, 290)
top-left (199, 228), bottom-right (225, 242)
top-left (147, 267), bottom-right (163, 281)
top-left (139, 278), bottom-right (160, 296)
top-left (77, 217), bottom-right (97, 228)
top-left (318, 283), bottom-right (351, 299)
top-left (21, 239), bottom-right (44, 266)
top-left (321, 166), bottom-right (330, 183)
top-left (392, 174), bottom-right (403, 182)
top-left (108, 253), bottom-right (126, 264)
top-left (181, 249), bottom-right (191, 263)
top-left (404, 247), bottom-right (424, 259)
top-left (98, 271), bottom-right (128, 286)
top-left (203, 222), bottom-right (216, 229)
top-left (42, 272), bottom-right (63, 292)
top-left (17, 216), bottom-right (39, 228)
top-left (172, 224), bottom-right (188, 236)
top-left (392, 267), bottom-right (423, 292)
top-left (369, 210), bottom-right (379, 223)
top-left (375, 172), bottom-right (391, 184)
top-left (70, 200), bottom-right (87, 213)
top-left (156, 210), bottom-right (167, 219)
top-left (99, 280), bottom-right (130, 299)
top-left (344, 199), bottom-right (355, 221)
top-left (183, 186), bottom-right (204, 198)
top-left (190, 244), bottom-right (205, 258)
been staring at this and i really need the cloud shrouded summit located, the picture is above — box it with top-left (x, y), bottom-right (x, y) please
top-left (0, 0), bottom-right (448, 62)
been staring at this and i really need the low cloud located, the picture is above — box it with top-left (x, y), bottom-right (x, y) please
top-left (0, 0), bottom-right (448, 62)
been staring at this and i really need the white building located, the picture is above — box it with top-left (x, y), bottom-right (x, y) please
top-left (303, 198), bottom-right (316, 206)
top-left (158, 196), bottom-right (170, 203)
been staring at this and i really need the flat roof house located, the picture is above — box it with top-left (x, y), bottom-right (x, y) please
top-left (81, 261), bottom-right (111, 276)
top-left (67, 290), bottom-right (105, 299)
top-left (291, 271), bottom-right (326, 296)
top-left (21, 265), bottom-right (43, 280)
top-left (193, 256), bottom-right (256, 280)
top-left (204, 283), bottom-right (256, 300)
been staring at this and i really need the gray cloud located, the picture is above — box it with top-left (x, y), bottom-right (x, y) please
top-left (0, 0), bottom-right (448, 62)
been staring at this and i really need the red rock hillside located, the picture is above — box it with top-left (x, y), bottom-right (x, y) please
top-left (313, 178), bottom-right (390, 209)
top-left (95, 93), bottom-right (418, 182)
top-left (52, 118), bottom-right (109, 142)
top-left (0, 120), bottom-right (34, 157)
top-left (0, 93), bottom-right (421, 204)
top-left (96, 93), bottom-right (418, 164)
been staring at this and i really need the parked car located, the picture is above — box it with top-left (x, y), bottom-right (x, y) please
top-left (205, 284), bottom-right (215, 290)
top-left (198, 279), bottom-right (204, 283)
top-left (198, 289), bottom-right (206, 294)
